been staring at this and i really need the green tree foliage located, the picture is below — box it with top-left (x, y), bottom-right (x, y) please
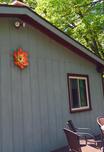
top-left (36, 0), bottom-right (104, 59)
top-left (0, 0), bottom-right (11, 3)
top-left (25, 0), bottom-right (37, 9)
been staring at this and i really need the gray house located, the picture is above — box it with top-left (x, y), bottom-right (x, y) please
top-left (0, 2), bottom-right (104, 152)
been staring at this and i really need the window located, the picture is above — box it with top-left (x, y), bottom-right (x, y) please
top-left (67, 74), bottom-right (91, 113)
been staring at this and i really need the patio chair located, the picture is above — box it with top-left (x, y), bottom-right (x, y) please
top-left (66, 120), bottom-right (97, 145)
top-left (97, 116), bottom-right (104, 151)
top-left (63, 128), bottom-right (101, 152)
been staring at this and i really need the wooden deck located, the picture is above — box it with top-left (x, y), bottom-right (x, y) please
top-left (51, 139), bottom-right (102, 152)
top-left (51, 145), bottom-right (102, 152)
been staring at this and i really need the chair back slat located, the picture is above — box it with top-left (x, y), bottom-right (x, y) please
top-left (67, 120), bottom-right (77, 132)
top-left (63, 128), bottom-right (82, 152)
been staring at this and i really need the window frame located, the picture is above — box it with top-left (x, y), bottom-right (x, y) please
top-left (67, 73), bottom-right (92, 113)
top-left (102, 74), bottom-right (104, 95)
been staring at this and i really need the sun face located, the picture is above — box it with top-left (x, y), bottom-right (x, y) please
top-left (13, 48), bottom-right (29, 69)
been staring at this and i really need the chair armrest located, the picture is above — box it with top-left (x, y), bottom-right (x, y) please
top-left (77, 127), bottom-right (91, 130)
top-left (77, 132), bottom-right (96, 139)
top-left (76, 128), bottom-right (96, 136)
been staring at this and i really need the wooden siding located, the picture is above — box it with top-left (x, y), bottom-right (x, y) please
top-left (0, 18), bottom-right (103, 152)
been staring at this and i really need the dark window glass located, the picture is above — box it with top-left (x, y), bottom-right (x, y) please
top-left (79, 80), bottom-right (87, 107)
top-left (70, 79), bottom-right (79, 108)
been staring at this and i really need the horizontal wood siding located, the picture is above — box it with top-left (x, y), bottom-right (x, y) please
top-left (0, 18), bottom-right (103, 152)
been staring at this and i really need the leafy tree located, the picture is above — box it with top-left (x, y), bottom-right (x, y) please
top-left (35, 0), bottom-right (104, 59)
top-left (25, 0), bottom-right (37, 9)
top-left (0, 0), bottom-right (11, 3)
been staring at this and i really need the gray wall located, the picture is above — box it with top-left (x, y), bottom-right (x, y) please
top-left (0, 18), bottom-right (103, 152)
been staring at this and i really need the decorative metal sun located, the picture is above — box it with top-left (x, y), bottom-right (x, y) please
top-left (13, 48), bottom-right (29, 69)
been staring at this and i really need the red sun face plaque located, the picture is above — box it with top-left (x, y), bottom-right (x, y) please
top-left (13, 48), bottom-right (29, 69)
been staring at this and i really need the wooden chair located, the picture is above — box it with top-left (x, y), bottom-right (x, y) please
top-left (63, 128), bottom-right (101, 152)
top-left (66, 120), bottom-right (96, 145)
top-left (64, 128), bottom-right (81, 152)
top-left (97, 116), bottom-right (104, 152)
